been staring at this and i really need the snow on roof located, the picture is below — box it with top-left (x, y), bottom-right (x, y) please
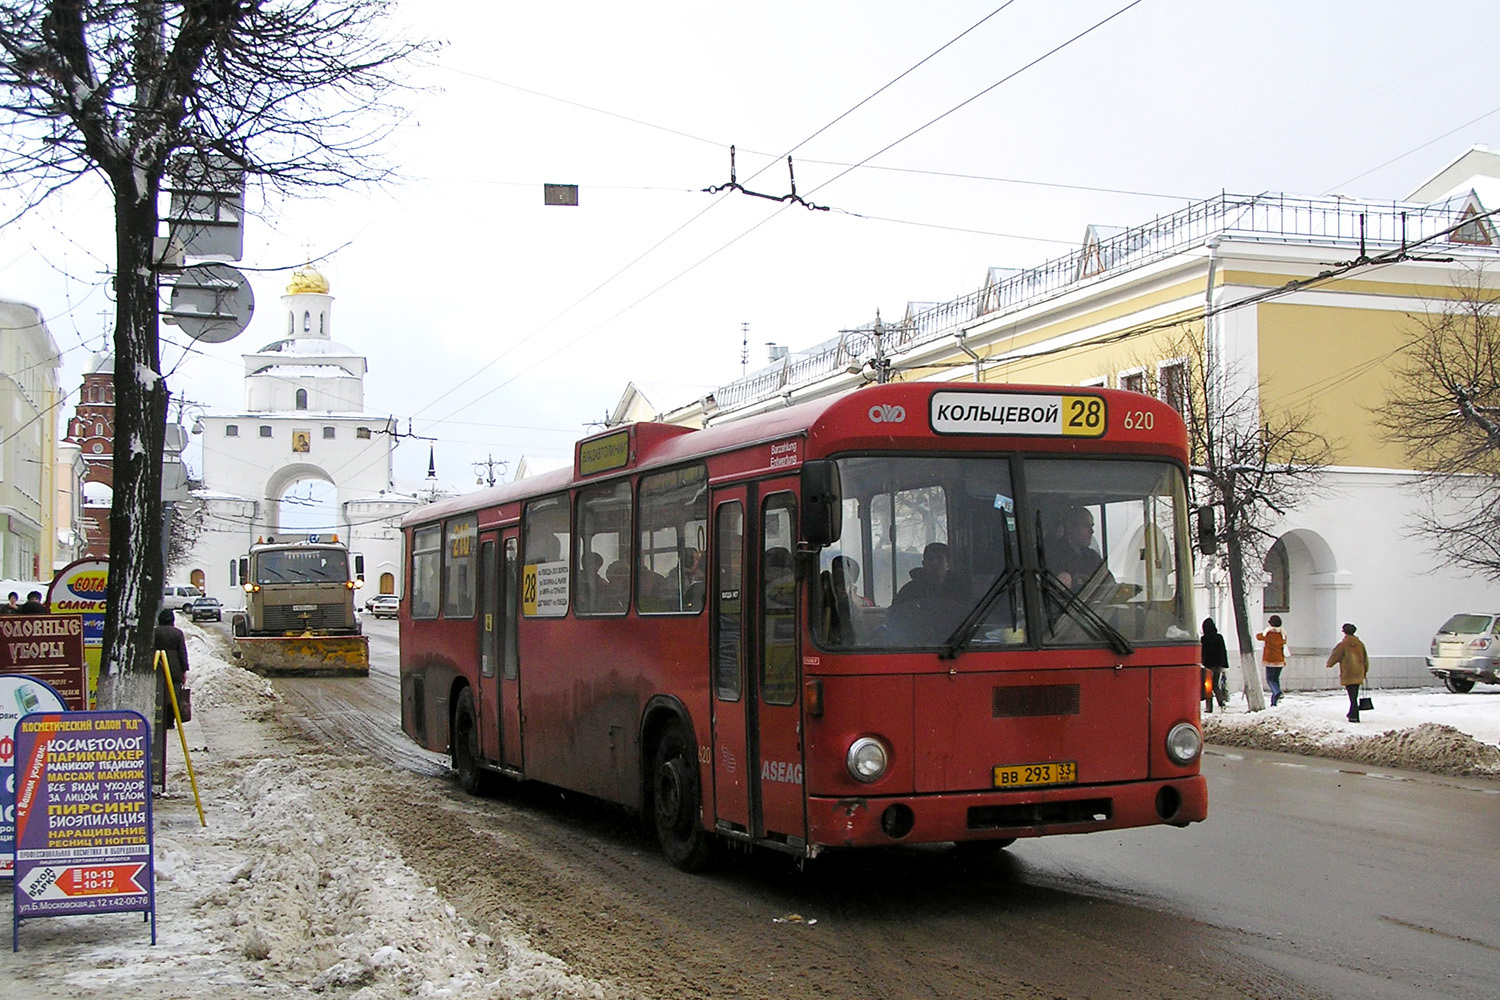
top-left (253, 338), bottom-right (361, 356)
top-left (249, 363), bottom-right (360, 379)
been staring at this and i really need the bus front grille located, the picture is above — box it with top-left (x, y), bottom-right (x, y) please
top-left (968, 798), bottom-right (1112, 829)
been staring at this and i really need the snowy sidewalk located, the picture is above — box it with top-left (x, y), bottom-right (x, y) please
top-left (1203, 685), bottom-right (1500, 776)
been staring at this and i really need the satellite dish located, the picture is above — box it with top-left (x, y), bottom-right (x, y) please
top-left (164, 263), bottom-right (255, 343)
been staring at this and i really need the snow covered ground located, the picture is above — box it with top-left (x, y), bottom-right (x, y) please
top-left (1203, 682), bottom-right (1500, 776)
top-left (2, 632), bottom-right (1497, 998)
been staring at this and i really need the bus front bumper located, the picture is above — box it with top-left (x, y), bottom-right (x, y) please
top-left (807, 775), bottom-right (1208, 849)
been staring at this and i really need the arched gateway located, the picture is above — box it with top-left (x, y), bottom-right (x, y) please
top-left (180, 267), bottom-right (421, 604)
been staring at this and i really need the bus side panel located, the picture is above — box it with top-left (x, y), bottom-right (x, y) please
top-left (518, 613), bottom-right (710, 810)
top-left (401, 649), bottom-right (463, 755)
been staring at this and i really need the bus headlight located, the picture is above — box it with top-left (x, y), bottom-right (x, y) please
top-left (1165, 722), bottom-right (1202, 765)
top-left (846, 736), bottom-right (890, 783)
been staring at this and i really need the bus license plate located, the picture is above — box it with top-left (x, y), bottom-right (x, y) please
top-left (993, 761), bottom-right (1077, 789)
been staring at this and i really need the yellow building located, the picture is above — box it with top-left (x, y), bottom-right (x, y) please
top-left (661, 147), bottom-right (1500, 689)
top-left (0, 299), bottom-right (62, 582)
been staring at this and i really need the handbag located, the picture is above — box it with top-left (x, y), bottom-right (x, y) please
top-left (176, 686), bottom-right (193, 723)
top-left (1357, 691), bottom-right (1373, 712)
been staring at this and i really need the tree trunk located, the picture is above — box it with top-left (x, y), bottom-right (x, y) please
top-left (97, 179), bottom-right (168, 716)
top-left (1223, 517), bottom-right (1267, 711)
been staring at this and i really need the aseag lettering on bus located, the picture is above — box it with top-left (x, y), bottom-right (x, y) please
top-left (399, 383), bottom-right (1206, 871)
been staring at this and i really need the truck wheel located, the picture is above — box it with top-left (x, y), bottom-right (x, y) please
top-left (232, 617), bottom-right (246, 638)
top-left (1444, 676), bottom-right (1476, 694)
top-left (452, 688), bottom-right (488, 794)
top-left (651, 721), bottom-right (715, 872)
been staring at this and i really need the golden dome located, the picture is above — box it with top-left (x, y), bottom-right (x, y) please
top-left (285, 266), bottom-right (331, 295)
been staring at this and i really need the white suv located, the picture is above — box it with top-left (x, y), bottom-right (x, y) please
top-left (163, 584), bottom-right (203, 613)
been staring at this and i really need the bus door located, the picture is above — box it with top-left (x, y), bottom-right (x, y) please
top-left (498, 529), bottom-right (523, 771)
top-left (709, 489), bottom-right (750, 833)
top-left (477, 535), bottom-right (502, 762)
top-left (755, 485), bottom-right (806, 844)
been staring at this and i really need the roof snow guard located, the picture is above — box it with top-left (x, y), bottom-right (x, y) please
top-left (710, 191), bottom-right (1500, 412)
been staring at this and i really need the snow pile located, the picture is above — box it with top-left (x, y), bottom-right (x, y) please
top-left (1203, 687), bottom-right (1500, 777)
top-left (5, 635), bottom-right (614, 1000)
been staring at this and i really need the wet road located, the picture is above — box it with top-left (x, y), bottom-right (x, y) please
top-left (260, 617), bottom-right (1500, 1000)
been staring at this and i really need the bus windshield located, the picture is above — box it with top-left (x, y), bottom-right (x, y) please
top-left (813, 455), bottom-right (1194, 651)
top-left (255, 548), bottom-right (350, 585)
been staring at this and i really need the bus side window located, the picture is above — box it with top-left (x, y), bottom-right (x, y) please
top-left (576, 480), bottom-right (631, 616)
top-left (762, 494), bottom-right (797, 705)
top-left (714, 501), bottom-right (744, 701)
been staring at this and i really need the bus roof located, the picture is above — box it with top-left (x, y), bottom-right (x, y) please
top-left (405, 382), bottom-right (1187, 528)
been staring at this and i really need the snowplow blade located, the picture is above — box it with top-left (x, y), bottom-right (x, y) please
top-left (233, 635), bottom-right (370, 677)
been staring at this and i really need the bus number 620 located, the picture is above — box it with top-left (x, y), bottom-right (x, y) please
top-left (1123, 409), bottom-right (1154, 430)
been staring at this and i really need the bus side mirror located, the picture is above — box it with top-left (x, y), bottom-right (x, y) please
top-left (801, 460), bottom-right (842, 548)
top-left (1196, 506), bottom-right (1216, 555)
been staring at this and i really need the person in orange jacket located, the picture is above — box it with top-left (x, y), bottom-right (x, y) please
top-left (1256, 614), bottom-right (1288, 706)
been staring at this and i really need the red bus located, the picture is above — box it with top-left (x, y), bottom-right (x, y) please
top-left (399, 382), bottom-right (1207, 870)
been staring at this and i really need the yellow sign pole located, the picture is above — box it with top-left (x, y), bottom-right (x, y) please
top-left (154, 650), bottom-right (206, 827)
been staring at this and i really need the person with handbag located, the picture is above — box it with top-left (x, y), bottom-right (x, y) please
top-left (153, 608), bottom-right (191, 728)
top-left (1325, 622), bottom-right (1369, 722)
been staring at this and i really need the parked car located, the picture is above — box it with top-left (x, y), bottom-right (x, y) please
top-left (188, 595), bottom-right (223, 623)
top-left (1426, 612), bottom-right (1500, 693)
top-left (366, 594), bottom-right (400, 619)
top-left (164, 584), bottom-right (204, 613)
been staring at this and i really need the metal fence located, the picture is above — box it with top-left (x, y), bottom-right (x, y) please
top-left (710, 192), bottom-right (1498, 413)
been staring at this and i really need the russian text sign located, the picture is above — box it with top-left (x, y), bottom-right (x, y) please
top-left (0, 614), bottom-right (88, 710)
top-left (0, 675), bottom-right (69, 877)
top-left (12, 710), bottom-right (155, 948)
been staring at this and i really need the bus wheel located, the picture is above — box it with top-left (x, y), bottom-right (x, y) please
top-left (651, 723), bottom-right (714, 872)
top-left (452, 688), bottom-right (488, 795)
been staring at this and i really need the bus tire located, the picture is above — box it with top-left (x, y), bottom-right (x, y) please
top-left (452, 688), bottom-right (488, 795)
top-left (651, 722), bottom-right (715, 872)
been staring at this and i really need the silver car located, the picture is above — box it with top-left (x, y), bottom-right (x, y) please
top-left (1426, 613), bottom-right (1500, 693)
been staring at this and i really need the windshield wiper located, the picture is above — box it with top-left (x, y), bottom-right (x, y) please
top-left (939, 567), bottom-right (1022, 660)
top-left (1037, 568), bottom-right (1134, 656)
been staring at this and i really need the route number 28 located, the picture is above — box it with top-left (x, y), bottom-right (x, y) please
top-left (1065, 398), bottom-right (1104, 430)
top-left (1122, 409), bottom-right (1155, 430)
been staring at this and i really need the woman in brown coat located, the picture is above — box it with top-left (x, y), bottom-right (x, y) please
top-left (1325, 622), bottom-right (1369, 722)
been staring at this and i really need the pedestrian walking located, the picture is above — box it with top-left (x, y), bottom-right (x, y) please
top-left (1326, 622), bottom-right (1369, 722)
top-left (1200, 618), bottom-right (1229, 712)
top-left (1256, 614), bottom-right (1288, 706)
top-left (153, 608), bottom-right (191, 728)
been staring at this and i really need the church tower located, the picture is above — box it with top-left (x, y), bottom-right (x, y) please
top-left (182, 266), bottom-right (419, 602)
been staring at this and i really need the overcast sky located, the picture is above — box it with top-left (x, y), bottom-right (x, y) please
top-left (4, 0), bottom-right (1500, 518)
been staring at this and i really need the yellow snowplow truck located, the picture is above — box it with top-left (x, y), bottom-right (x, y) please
top-left (231, 537), bottom-right (369, 677)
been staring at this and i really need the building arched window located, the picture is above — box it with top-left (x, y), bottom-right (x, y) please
top-left (295, 388), bottom-right (308, 410)
top-left (319, 313), bottom-right (325, 335)
top-left (288, 312), bottom-right (294, 334)
top-left (303, 310), bottom-right (311, 332)
top-left (1263, 537), bottom-right (1290, 612)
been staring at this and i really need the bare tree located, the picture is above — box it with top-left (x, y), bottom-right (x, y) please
top-left (1124, 328), bottom-right (1333, 707)
top-left (0, 2), bottom-right (434, 711)
top-left (1376, 273), bottom-right (1500, 577)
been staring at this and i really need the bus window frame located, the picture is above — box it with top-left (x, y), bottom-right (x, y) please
top-left (411, 523), bottom-right (442, 620)
top-left (443, 514), bottom-right (478, 619)
top-left (636, 463), bottom-right (709, 616)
